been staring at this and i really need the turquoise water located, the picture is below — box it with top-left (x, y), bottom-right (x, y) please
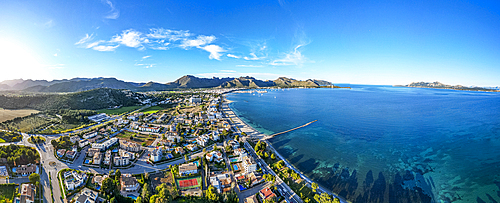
top-left (127, 194), bottom-right (137, 200)
top-left (227, 86), bottom-right (500, 203)
top-left (233, 165), bottom-right (239, 170)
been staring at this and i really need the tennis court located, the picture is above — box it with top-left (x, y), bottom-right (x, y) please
top-left (176, 176), bottom-right (202, 190)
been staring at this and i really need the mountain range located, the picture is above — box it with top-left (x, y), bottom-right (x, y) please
top-left (0, 75), bottom-right (334, 93)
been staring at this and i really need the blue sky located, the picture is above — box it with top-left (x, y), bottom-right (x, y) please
top-left (1, 0), bottom-right (499, 86)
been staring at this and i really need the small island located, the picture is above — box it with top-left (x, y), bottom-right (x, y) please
top-left (396, 81), bottom-right (499, 92)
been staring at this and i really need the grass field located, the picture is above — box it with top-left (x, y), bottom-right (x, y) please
top-left (116, 130), bottom-right (155, 145)
top-left (139, 106), bottom-right (164, 114)
top-left (0, 108), bottom-right (39, 123)
top-left (0, 184), bottom-right (16, 202)
top-left (176, 176), bottom-right (202, 190)
top-left (97, 106), bottom-right (142, 115)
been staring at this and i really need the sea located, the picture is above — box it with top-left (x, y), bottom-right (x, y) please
top-left (226, 85), bottom-right (500, 203)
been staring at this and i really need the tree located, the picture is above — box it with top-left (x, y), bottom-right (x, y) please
top-left (314, 193), bottom-right (334, 203)
top-left (29, 173), bottom-right (40, 184)
top-left (135, 196), bottom-right (143, 203)
top-left (141, 183), bottom-right (151, 202)
top-left (203, 148), bottom-right (207, 153)
top-left (224, 191), bottom-right (239, 203)
top-left (206, 185), bottom-right (219, 202)
top-left (264, 174), bottom-right (276, 184)
top-left (101, 177), bottom-right (117, 195)
top-left (110, 197), bottom-right (117, 203)
top-left (115, 169), bottom-right (122, 181)
top-left (270, 153), bottom-right (276, 160)
top-left (264, 152), bottom-right (269, 159)
top-left (312, 182), bottom-right (319, 193)
top-left (276, 160), bottom-right (285, 169)
top-left (234, 135), bottom-right (239, 141)
top-left (241, 132), bottom-right (247, 136)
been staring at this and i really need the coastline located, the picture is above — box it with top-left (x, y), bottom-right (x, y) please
top-left (221, 94), bottom-right (348, 203)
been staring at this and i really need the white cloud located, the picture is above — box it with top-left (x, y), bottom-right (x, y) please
top-left (75, 33), bottom-right (94, 45)
top-left (53, 53), bottom-right (57, 57)
top-left (103, 0), bottom-right (120, 19)
top-left (227, 54), bottom-right (240, 59)
top-left (92, 45), bottom-right (119, 51)
top-left (220, 70), bottom-right (237, 73)
top-left (236, 65), bottom-right (264, 67)
top-left (43, 20), bottom-right (55, 28)
top-left (135, 63), bottom-right (155, 68)
top-left (180, 35), bottom-right (216, 49)
top-left (147, 28), bottom-right (191, 41)
top-left (201, 45), bottom-right (225, 60)
top-left (85, 40), bottom-right (105, 49)
top-left (244, 53), bottom-right (262, 61)
top-left (142, 55), bottom-right (151, 59)
top-left (111, 29), bottom-right (144, 48)
top-left (270, 44), bottom-right (310, 66)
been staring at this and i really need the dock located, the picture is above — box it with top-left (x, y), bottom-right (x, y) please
top-left (262, 120), bottom-right (318, 140)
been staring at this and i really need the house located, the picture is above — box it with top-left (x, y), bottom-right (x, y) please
top-left (189, 97), bottom-right (202, 104)
top-left (186, 144), bottom-right (197, 151)
top-left (242, 156), bottom-right (257, 173)
top-left (175, 147), bottom-right (185, 155)
top-left (209, 173), bottom-right (232, 193)
top-left (75, 188), bottom-right (98, 203)
top-left (66, 150), bottom-right (77, 160)
top-left (70, 136), bottom-right (80, 144)
top-left (114, 149), bottom-right (135, 166)
top-left (259, 187), bottom-right (276, 201)
top-left (64, 170), bottom-right (87, 191)
top-left (104, 150), bottom-right (112, 165)
top-left (245, 195), bottom-right (258, 203)
top-left (16, 165), bottom-right (37, 176)
top-left (93, 152), bottom-right (102, 165)
top-left (119, 140), bottom-right (141, 152)
top-left (57, 149), bottom-right (67, 158)
top-left (87, 148), bottom-right (100, 157)
top-left (234, 148), bottom-right (247, 156)
top-left (91, 138), bottom-right (118, 151)
top-left (79, 140), bottom-right (89, 148)
top-left (120, 174), bottom-right (140, 192)
top-left (83, 131), bottom-right (98, 139)
top-left (93, 175), bottom-right (108, 187)
top-left (179, 163), bottom-right (198, 176)
top-left (151, 148), bottom-right (162, 162)
top-left (247, 172), bottom-right (264, 187)
top-left (19, 183), bottom-right (36, 203)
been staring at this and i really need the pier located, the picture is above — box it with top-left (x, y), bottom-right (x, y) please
top-left (262, 120), bottom-right (317, 140)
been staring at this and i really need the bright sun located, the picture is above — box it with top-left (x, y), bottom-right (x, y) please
top-left (0, 38), bottom-right (46, 81)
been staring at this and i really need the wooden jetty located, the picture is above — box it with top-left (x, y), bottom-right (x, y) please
top-left (262, 120), bottom-right (318, 140)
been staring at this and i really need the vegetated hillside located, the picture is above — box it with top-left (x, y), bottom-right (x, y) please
top-left (24, 78), bottom-right (139, 92)
top-left (273, 77), bottom-right (320, 87)
top-left (219, 76), bottom-right (275, 88)
top-left (166, 75), bottom-right (234, 88)
top-left (310, 79), bottom-right (334, 86)
top-left (0, 88), bottom-right (144, 110)
top-left (0, 75), bottom-right (336, 92)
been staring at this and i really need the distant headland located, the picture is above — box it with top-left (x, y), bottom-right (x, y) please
top-left (395, 81), bottom-right (500, 92)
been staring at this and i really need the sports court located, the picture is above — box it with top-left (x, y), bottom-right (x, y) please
top-left (176, 176), bottom-right (202, 190)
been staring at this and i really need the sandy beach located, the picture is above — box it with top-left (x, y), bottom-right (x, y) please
top-left (221, 95), bottom-right (347, 203)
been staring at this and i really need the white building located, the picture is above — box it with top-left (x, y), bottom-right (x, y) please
top-left (88, 113), bottom-right (109, 123)
top-left (83, 132), bottom-right (98, 139)
top-left (64, 171), bottom-right (87, 191)
top-left (91, 138), bottom-right (118, 151)
top-left (151, 148), bottom-right (162, 162)
top-left (179, 163), bottom-right (198, 176)
top-left (75, 188), bottom-right (98, 203)
top-left (242, 155), bottom-right (257, 173)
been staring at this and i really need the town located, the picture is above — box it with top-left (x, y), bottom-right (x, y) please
top-left (0, 89), bottom-right (339, 203)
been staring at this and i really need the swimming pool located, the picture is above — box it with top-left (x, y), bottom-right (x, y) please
top-left (230, 158), bottom-right (239, 163)
top-left (127, 194), bottom-right (137, 200)
top-left (233, 165), bottom-right (238, 171)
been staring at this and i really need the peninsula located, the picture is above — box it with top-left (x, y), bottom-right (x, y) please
top-left (396, 81), bottom-right (500, 92)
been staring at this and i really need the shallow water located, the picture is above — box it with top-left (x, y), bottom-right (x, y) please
top-left (227, 86), bottom-right (500, 203)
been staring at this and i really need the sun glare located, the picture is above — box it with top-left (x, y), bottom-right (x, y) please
top-left (0, 38), bottom-right (46, 81)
